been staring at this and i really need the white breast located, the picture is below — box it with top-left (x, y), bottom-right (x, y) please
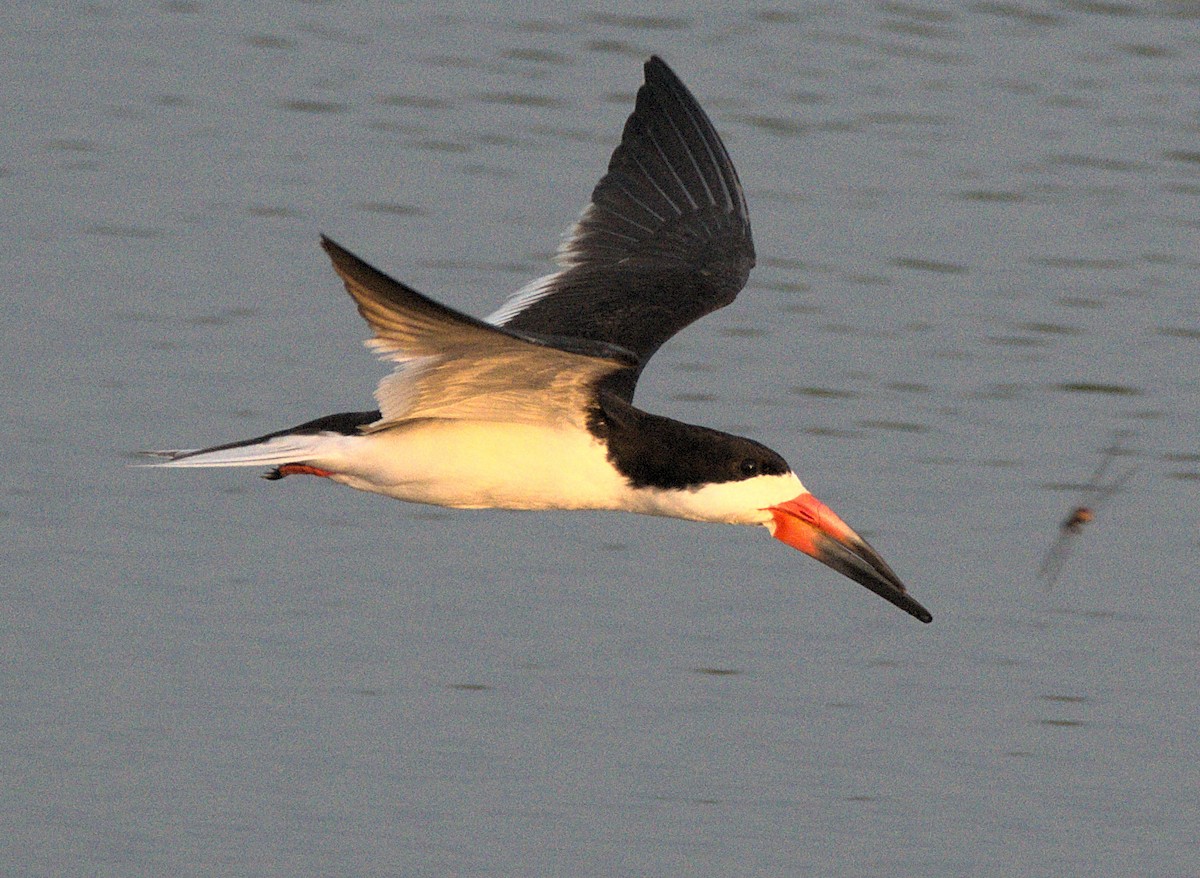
top-left (318, 420), bottom-right (804, 526)
top-left (331, 420), bottom-right (630, 511)
top-left (622, 471), bottom-right (806, 526)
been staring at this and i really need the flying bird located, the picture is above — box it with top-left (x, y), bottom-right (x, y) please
top-left (146, 57), bottom-right (931, 623)
top-left (1039, 435), bottom-right (1135, 588)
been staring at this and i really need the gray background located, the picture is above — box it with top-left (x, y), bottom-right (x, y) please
top-left (3, 2), bottom-right (1197, 876)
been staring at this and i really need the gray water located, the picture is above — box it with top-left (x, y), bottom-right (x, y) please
top-left (3, 3), bottom-right (1198, 876)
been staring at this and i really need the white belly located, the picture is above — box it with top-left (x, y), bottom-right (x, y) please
top-left (328, 420), bottom-right (630, 511)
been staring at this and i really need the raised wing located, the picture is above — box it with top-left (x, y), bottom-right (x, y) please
top-left (488, 56), bottom-right (755, 398)
top-left (1038, 433), bottom-right (1136, 588)
top-left (321, 236), bottom-right (631, 430)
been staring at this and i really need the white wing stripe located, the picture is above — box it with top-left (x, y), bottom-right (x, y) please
top-left (485, 274), bottom-right (558, 325)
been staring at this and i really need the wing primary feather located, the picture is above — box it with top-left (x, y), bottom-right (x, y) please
top-left (654, 88), bottom-right (717, 208)
top-left (320, 235), bottom-right (635, 426)
top-left (675, 85), bottom-right (735, 211)
top-left (624, 153), bottom-right (683, 218)
top-left (611, 175), bottom-right (670, 223)
top-left (321, 234), bottom-right (497, 356)
top-left (645, 127), bottom-right (699, 210)
top-left (482, 56), bottom-right (757, 392)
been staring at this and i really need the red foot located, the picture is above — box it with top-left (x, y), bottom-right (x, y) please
top-left (275, 463), bottom-right (334, 479)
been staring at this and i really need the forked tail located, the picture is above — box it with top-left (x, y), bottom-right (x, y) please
top-left (140, 410), bottom-right (379, 476)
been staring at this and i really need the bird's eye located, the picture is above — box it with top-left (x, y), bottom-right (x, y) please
top-left (739, 458), bottom-right (759, 476)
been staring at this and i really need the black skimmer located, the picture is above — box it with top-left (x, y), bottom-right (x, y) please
top-left (146, 57), bottom-right (932, 623)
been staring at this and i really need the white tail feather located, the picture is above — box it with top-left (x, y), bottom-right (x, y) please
top-left (140, 434), bottom-right (338, 468)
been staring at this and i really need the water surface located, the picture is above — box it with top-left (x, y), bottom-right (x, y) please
top-left (2, 3), bottom-right (1198, 876)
